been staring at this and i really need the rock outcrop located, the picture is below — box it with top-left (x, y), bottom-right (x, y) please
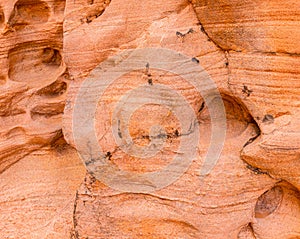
top-left (0, 0), bottom-right (299, 238)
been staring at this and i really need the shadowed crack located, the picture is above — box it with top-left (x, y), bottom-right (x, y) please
top-left (241, 127), bottom-right (276, 179)
top-left (249, 223), bottom-right (256, 238)
top-left (189, 2), bottom-right (233, 96)
top-left (70, 191), bottom-right (79, 239)
top-left (238, 222), bottom-right (257, 238)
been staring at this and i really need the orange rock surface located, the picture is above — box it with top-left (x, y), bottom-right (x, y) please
top-left (0, 0), bottom-right (299, 238)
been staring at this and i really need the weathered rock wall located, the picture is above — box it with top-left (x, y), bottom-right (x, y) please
top-left (0, 0), bottom-right (299, 238)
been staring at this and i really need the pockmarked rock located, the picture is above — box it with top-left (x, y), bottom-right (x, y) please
top-left (0, 0), bottom-right (299, 238)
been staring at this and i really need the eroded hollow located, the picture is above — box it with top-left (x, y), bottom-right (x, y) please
top-left (36, 70), bottom-right (70, 97)
top-left (199, 94), bottom-right (261, 139)
top-left (36, 79), bottom-right (67, 97)
top-left (8, 44), bottom-right (63, 84)
top-left (255, 186), bottom-right (283, 218)
top-left (8, 0), bottom-right (50, 30)
top-left (30, 102), bottom-right (65, 120)
top-left (42, 48), bottom-right (62, 65)
top-left (50, 129), bottom-right (68, 153)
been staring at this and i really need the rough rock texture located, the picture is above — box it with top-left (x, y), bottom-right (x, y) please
top-left (0, 0), bottom-right (299, 238)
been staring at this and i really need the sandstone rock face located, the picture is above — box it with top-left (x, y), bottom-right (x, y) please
top-left (0, 0), bottom-right (299, 238)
